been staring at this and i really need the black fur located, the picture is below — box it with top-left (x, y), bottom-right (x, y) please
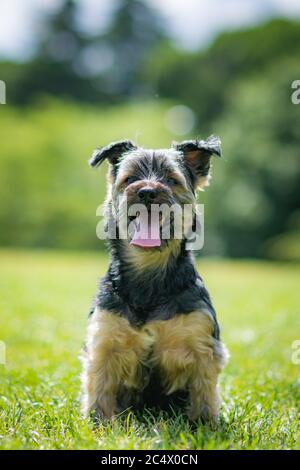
top-left (89, 140), bottom-right (137, 167)
top-left (173, 135), bottom-right (222, 182)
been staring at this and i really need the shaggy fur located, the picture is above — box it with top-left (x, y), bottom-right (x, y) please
top-left (81, 137), bottom-right (228, 422)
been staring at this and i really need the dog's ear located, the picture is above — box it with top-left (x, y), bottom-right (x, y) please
top-left (89, 140), bottom-right (137, 167)
top-left (173, 135), bottom-right (222, 189)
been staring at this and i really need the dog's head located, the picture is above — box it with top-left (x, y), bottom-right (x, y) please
top-left (89, 138), bottom-right (221, 254)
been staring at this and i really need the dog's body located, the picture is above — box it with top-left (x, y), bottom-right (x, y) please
top-left (81, 138), bottom-right (228, 422)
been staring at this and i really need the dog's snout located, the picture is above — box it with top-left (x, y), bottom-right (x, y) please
top-left (137, 187), bottom-right (157, 204)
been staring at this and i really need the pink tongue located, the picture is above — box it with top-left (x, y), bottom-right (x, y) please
top-left (130, 214), bottom-right (161, 248)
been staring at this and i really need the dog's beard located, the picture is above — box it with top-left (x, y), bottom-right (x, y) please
top-left (127, 205), bottom-right (182, 250)
top-left (129, 211), bottom-right (162, 248)
top-left (115, 195), bottom-right (187, 250)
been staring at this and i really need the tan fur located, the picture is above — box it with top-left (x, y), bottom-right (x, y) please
top-left (124, 239), bottom-right (182, 273)
top-left (146, 312), bottom-right (227, 420)
top-left (81, 309), bottom-right (154, 418)
top-left (198, 174), bottom-right (211, 190)
top-left (82, 309), bottom-right (228, 420)
top-left (83, 309), bottom-right (155, 417)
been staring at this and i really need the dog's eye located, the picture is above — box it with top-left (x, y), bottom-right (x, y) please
top-left (166, 177), bottom-right (178, 186)
top-left (125, 176), bottom-right (137, 185)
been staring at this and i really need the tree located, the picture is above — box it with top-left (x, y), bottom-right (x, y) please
top-left (147, 19), bottom-right (300, 132)
top-left (91, 0), bottom-right (167, 99)
top-left (1, 0), bottom-right (167, 105)
top-left (2, 0), bottom-right (96, 104)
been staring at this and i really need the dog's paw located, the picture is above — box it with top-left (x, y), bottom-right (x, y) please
top-left (188, 405), bottom-right (219, 429)
top-left (91, 409), bottom-right (109, 426)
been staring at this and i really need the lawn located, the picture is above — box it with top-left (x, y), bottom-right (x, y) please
top-left (0, 249), bottom-right (299, 450)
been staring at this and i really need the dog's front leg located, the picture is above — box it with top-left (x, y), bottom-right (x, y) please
top-left (81, 308), bottom-right (151, 420)
top-left (188, 350), bottom-right (223, 423)
top-left (150, 312), bottom-right (228, 423)
top-left (188, 334), bottom-right (228, 423)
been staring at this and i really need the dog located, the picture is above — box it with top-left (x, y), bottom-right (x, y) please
top-left (81, 137), bottom-right (228, 423)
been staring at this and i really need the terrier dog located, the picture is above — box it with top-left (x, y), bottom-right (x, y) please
top-left (81, 137), bottom-right (228, 423)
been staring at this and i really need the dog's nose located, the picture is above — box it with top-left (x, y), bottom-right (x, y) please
top-left (137, 187), bottom-right (157, 204)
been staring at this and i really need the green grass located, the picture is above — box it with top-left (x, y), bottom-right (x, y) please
top-left (0, 249), bottom-right (299, 449)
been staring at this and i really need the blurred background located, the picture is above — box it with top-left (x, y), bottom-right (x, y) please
top-left (0, 0), bottom-right (300, 259)
top-left (1, 2), bottom-right (300, 450)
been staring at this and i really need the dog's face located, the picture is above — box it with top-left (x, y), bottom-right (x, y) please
top-left (89, 138), bottom-right (221, 252)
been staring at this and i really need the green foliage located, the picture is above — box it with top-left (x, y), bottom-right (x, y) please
top-left (266, 231), bottom-right (300, 261)
top-left (96, 0), bottom-right (166, 97)
top-left (0, 250), bottom-right (299, 449)
top-left (0, 100), bottom-right (176, 249)
top-left (1, 0), bottom-right (167, 105)
top-left (151, 19), bottom-right (300, 131)
top-left (201, 57), bottom-right (300, 257)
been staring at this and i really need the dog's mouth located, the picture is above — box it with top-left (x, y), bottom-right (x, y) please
top-left (129, 212), bottom-right (164, 249)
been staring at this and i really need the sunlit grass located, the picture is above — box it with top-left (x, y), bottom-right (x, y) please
top-left (0, 250), bottom-right (299, 449)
